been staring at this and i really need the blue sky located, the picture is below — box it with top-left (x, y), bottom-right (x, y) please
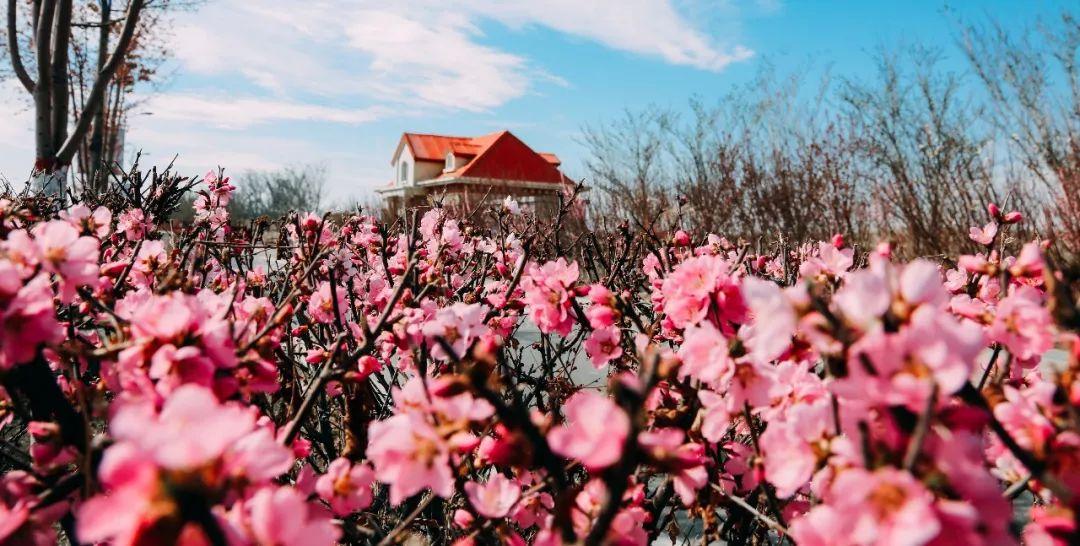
top-left (0, 0), bottom-right (1072, 202)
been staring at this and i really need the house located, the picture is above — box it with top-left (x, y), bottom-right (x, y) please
top-left (376, 130), bottom-right (575, 216)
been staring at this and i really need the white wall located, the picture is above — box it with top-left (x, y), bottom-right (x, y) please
top-left (396, 147), bottom-right (415, 185)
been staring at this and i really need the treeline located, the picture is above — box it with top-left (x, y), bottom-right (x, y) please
top-left (580, 11), bottom-right (1080, 264)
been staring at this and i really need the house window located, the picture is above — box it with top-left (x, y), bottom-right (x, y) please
top-left (399, 161), bottom-right (409, 184)
top-left (445, 152), bottom-right (454, 172)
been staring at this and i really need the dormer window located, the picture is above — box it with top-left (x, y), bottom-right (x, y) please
top-left (445, 152), bottom-right (455, 172)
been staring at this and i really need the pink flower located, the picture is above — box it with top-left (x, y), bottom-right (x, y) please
top-left (585, 284), bottom-right (618, 329)
top-left (76, 443), bottom-right (169, 545)
top-left (59, 204), bottom-right (111, 237)
top-left (898, 260), bottom-right (947, 307)
top-left (357, 355), bottom-right (382, 379)
top-left (799, 241), bottom-right (854, 280)
top-left (677, 322), bottom-right (733, 387)
top-left (367, 412), bottom-right (455, 505)
top-left (243, 486), bottom-right (341, 546)
top-left (129, 240), bottom-right (167, 288)
top-left (521, 258), bottom-right (579, 336)
top-left (740, 277), bottom-right (798, 362)
top-left (422, 302), bottom-right (490, 360)
top-left (659, 254), bottom-right (744, 329)
top-left (0, 272), bottom-right (63, 369)
top-left (307, 281), bottom-right (347, 324)
top-left (759, 400), bottom-right (834, 498)
top-left (1023, 505), bottom-right (1076, 546)
top-left (988, 285), bottom-right (1054, 362)
top-left (0, 472), bottom-right (58, 545)
top-left (638, 428), bottom-right (708, 506)
top-left (547, 391), bottom-right (629, 471)
top-left (789, 467), bottom-right (941, 546)
top-left (839, 306), bottom-right (983, 412)
top-left (968, 221), bottom-right (998, 245)
top-left (117, 208), bottom-right (149, 240)
top-left (315, 458), bottom-right (375, 516)
top-left (32, 220), bottom-right (100, 302)
top-left (698, 389), bottom-right (731, 443)
top-left (464, 472), bottom-right (521, 518)
top-left (584, 326), bottom-right (622, 369)
top-left (110, 385), bottom-right (257, 469)
top-left (1009, 241), bottom-right (1045, 278)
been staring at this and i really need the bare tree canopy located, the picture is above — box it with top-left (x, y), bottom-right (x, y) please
top-left (580, 10), bottom-right (1078, 262)
top-left (229, 164), bottom-right (327, 221)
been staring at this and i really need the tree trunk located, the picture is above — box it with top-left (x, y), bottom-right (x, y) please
top-left (86, 0), bottom-right (112, 189)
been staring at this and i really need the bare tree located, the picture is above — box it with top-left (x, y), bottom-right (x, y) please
top-left (837, 46), bottom-right (1002, 256)
top-left (230, 165), bottom-right (327, 221)
top-left (579, 107), bottom-right (673, 229)
top-left (960, 11), bottom-right (1080, 257)
top-left (5, 0), bottom-right (145, 197)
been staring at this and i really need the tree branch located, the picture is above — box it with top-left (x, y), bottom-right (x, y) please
top-left (55, 0), bottom-right (144, 164)
top-left (6, 0), bottom-right (35, 92)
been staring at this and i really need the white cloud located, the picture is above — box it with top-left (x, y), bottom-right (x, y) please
top-left (169, 0), bottom-right (753, 113)
top-left (141, 94), bottom-right (389, 129)
top-left (466, 0), bottom-right (754, 71)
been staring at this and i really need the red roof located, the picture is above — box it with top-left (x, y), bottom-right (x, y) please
top-left (393, 130), bottom-right (568, 185)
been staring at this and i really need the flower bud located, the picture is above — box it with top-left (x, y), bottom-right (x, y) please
top-left (673, 230), bottom-right (691, 247)
top-left (1002, 211), bottom-right (1023, 224)
top-left (356, 355), bottom-right (381, 379)
top-left (453, 509), bottom-right (474, 529)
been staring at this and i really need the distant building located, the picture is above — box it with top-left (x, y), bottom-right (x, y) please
top-left (376, 130), bottom-right (574, 216)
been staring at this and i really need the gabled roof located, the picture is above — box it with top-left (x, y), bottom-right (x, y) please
top-left (392, 130), bottom-right (568, 186)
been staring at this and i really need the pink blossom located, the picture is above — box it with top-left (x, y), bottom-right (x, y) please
top-left (839, 306), bottom-right (983, 412)
top-left (307, 280), bottom-right (347, 324)
top-left (799, 241), bottom-right (854, 280)
top-left (59, 204), bottom-right (111, 237)
top-left (32, 220), bottom-right (100, 302)
top-left (521, 258), bottom-right (579, 335)
top-left (117, 208), bottom-right (149, 239)
top-left (740, 276), bottom-right (798, 362)
top-left (109, 385), bottom-right (257, 469)
top-left (0, 273), bottom-right (63, 369)
top-left (790, 467), bottom-right (941, 546)
top-left (988, 285), bottom-right (1054, 362)
top-left (129, 240), bottom-right (167, 288)
top-left (659, 254), bottom-right (744, 329)
top-left (367, 412), bottom-right (455, 504)
top-left (638, 428), bottom-right (708, 506)
top-left (76, 443), bottom-right (169, 546)
top-left (242, 486), bottom-right (341, 546)
top-left (968, 221), bottom-right (998, 245)
top-left (422, 302), bottom-right (490, 360)
top-left (547, 391), bottom-right (629, 471)
top-left (584, 325), bottom-right (622, 369)
top-left (464, 472), bottom-right (521, 518)
top-left (315, 458), bottom-right (374, 516)
top-left (0, 472), bottom-right (57, 545)
top-left (759, 400), bottom-right (834, 498)
top-left (698, 388), bottom-right (731, 443)
top-left (677, 322), bottom-right (733, 386)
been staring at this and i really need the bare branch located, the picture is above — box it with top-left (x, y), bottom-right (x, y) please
top-left (55, 0), bottom-right (144, 164)
top-left (6, 0), bottom-right (35, 92)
